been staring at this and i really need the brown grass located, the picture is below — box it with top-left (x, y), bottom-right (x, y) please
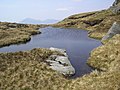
top-left (0, 48), bottom-right (70, 90)
top-left (0, 22), bottom-right (48, 47)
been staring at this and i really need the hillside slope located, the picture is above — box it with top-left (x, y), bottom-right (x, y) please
top-left (53, 2), bottom-right (120, 39)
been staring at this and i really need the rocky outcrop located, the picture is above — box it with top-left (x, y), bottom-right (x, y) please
top-left (111, 0), bottom-right (120, 14)
top-left (112, 0), bottom-right (120, 6)
top-left (102, 22), bottom-right (120, 40)
top-left (112, 6), bottom-right (120, 14)
top-left (83, 19), bottom-right (103, 26)
top-left (46, 47), bottom-right (75, 76)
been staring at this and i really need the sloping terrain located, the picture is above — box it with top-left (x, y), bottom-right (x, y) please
top-left (53, 5), bottom-right (120, 39)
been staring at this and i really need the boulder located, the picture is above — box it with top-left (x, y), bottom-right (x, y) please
top-left (102, 22), bottom-right (120, 40)
top-left (46, 47), bottom-right (75, 76)
top-left (49, 47), bottom-right (67, 56)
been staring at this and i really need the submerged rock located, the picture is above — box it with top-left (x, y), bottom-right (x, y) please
top-left (46, 47), bottom-right (75, 76)
top-left (102, 22), bottom-right (120, 40)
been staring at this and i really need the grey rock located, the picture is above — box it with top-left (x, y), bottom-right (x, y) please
top-left (102, 22), bottom-right (120, 40)
top-left (111, 6), bottom-right (120, 14)
top-left (110, 0), bottom-right (120, 14)
top-left (113, 0), bottom-right (120, 6)
top-left (50, 47), bottom-right (67, 56)
top-left (46, 47), bottom-right (75, 76)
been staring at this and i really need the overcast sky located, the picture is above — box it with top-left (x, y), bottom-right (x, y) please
top-left (0, 0), bottom-right (114, 22)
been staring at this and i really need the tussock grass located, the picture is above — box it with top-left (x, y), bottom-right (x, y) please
top-left (0, 48), bottom-right (69, 90)
top-left (88, 34), bottom-right (120, 71)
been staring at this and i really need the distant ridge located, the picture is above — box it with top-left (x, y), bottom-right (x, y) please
top-left (21, 18), bottom-right (59, 24)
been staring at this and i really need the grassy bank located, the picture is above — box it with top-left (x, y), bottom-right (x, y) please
top-left (0, 22), bottom-right (47, 47)
top-left (88, 34), bottom-right (120, 71)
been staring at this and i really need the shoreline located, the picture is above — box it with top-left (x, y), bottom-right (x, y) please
top-left (0, 22), bottom-right (49, 48)
top-left (0, 1), bottom-right (120, 88)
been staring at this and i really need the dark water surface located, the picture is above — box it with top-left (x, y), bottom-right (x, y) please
top-left (0, 27), bottom-right (101, 78)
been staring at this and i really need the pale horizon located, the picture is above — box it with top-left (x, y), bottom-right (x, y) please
top-left (0, 0), bottom-right (114, 23)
